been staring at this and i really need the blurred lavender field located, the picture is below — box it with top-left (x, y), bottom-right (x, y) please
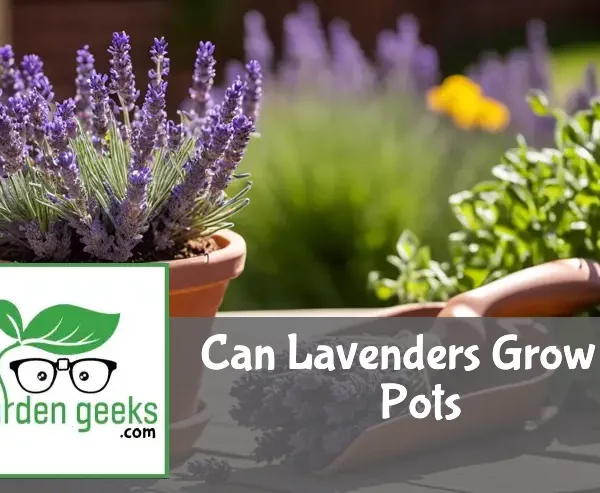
top-left (215, 3), bottom-right (600, 311)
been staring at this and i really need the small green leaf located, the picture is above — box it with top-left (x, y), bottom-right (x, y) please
top-left (0, 300), bottom-right (22, 340)
top-left (395, 230), bottom-right (420, 263)
top-left (526, 90), bottom-right (550, 116)
top-left (22, 304), bottom-right (120, 355)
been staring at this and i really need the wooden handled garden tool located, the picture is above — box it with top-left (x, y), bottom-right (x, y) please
top-left (378, 258), bottom-right (600, 349)
top-left (320, 259), bottom-right (600, 474)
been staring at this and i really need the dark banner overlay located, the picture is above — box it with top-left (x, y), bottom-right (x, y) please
top-left (4, 316), bottom-right (600, 492)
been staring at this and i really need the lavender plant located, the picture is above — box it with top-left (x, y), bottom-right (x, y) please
top-left (466, 20), bottom-right (556, 145)
top-left (0, 33), bottom-right (262, 262)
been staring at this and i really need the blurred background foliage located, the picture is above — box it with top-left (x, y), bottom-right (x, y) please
top-left (163, 1), bottom-right (600, 311)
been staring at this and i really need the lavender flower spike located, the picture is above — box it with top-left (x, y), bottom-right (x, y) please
top-left (166, 119), bottom-right (183, 150)
top-left (89, 73), bottom-right (111, 147)
top-left (219, 77), bottom-right (244, 124)
top-left (74, 45), bottom-right (95, 128)
top-left (131, 78), bottom-right (168, 170)
top-left (56, 98), bottom-right (77, 139)
top-left (24, 89), bottom-right (50, 144)
top-left (154, 122), bottom-right (233, 250)
top-left (147, 37), bottom-right (170, 147)
top-left (56, 150), bottom-right (83, 199)
top-left (0, 110), bottom-right (25, 175)
top-left (21, 221), bottom-right (71, 261)
top-left (199, 104), bottom-right (220, 148)
top-left (150, 37), bottom-right (170, 83)
top-left (189, 41), bottom-right (216, 122)
top-left (21, 54), bottom-right (54, 102)
top-left (566, 64), bottom-right (599, 115)
top-left (242, 60), bottom-right (263, 123)
top-left (0, 45), bottom-right (24, 99)
top-left (46, 116), bottom-right (68, 155)
top-left (112, 166), bottom-right (152, 261)
top-left (210, 114), bottom-right (255, 199)
top-left (108, 31), bottom-right (139, 111)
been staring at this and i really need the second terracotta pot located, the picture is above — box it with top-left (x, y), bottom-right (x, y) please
top-left (167, 229), bottom-right (246, 457)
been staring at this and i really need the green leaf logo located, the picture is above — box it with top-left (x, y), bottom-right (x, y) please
top-left (20, 304), bottom-right (120, 356)
top-left (0, 300), bottom-right (23, 341)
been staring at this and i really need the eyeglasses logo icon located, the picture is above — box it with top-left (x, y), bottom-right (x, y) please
top-left (9, 357), bottom-right (117, 394)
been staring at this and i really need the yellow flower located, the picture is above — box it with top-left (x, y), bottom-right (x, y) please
top-left (426, 75), bottom-right (483, 115)
top-left (440, 75), bottom-right (482, 98)
top-left (476, 98), bottom-right (510, 133)
top-left (425, 74), bottom-right (511, 133)
top-left (449, 96), bottom-right (483, 130)
top-left (426, 85), bottom-right (447, 113)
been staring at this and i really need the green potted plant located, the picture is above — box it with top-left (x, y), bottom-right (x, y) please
top-left (0, 32), bottom-right (263, 458)
top-left (370, 85), bottom-right (600, 411)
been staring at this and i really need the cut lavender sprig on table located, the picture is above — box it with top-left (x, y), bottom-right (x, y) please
top-left (0, 32), bottom-right (255, 262)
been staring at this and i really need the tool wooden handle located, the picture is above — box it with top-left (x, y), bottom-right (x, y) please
top-left (431, 258), bottom-right (600, 347)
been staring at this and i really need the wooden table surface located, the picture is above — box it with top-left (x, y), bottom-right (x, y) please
top-left (3, 310), bottom-right (599, 493)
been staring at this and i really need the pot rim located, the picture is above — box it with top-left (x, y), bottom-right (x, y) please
top-left (0, 230), bottom-right (247, 293)
top-left (167, 229), bottom-right (247, 293)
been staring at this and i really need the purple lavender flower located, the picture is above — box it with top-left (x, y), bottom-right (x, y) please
top-left (89, 73), bottom-right (110, 146)
top-left (224, 115), bottom-right (254, 168)
top-left (189, 41), bottom-right (216, 122)
top-left (146, 38), bottom-right (169, 147)
top-left (74, 45), bottom-right (95, 128)
top-left (526, 19), bottom-right (551, 93)
top-left (7, 95), bottom-right (29, 134)
top-left (20, 54), bottom-right (54, 102)
top-left (281, 10), bottom-right (330, 89)
top-left (166, 119), bottom-right (183, 150)
top-left (205, 122), bottom-right (233, 163)
top-left (108, 32), bottom-right (139, 111)
top-left (112, 166), bottom-right (151, 260)
top-left (328, 20), bottom-right (375, 94)
top-left (219, 77), bottom-right (244, 124)
top-left (0, 45), bottom-right (24, 99)
top-left (56, 150), bottom-right (82, 199)
top-left (376, 15), bottom-right (438, 93)
top-left (46, 117), bottom-right (68, 155)
top-left (200, 104), bottom-right (220, 148)
top-left (149, 37), bottom-right (170, 83)
top-left (0, 110), bottom-right (25, 174)
top-left (566, 64), bottom-right (598, 114)
top-left (20, 54), bottom-right (43, 89)
top-left (131, 79), bottom-right (167, 170)
top-left (242, 60), bottom-right (262, 123)
top-left (155, 123), bottom-right (233, 249)
top-left (75, 214), bottom-right (113, 260)
top-left (210, 114), bottom-right (254, 199)
top-left (24, 89), bottom-right (49, 143)
top-left (20, 221), bottom-right (71, 260)
top-left (56, 98), bottom-right (77, 139)
top-left (243, 11), bottom-right (274, 73)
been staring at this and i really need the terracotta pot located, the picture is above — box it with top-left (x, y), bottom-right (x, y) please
top-left (167, 229), bottom-right (246, 458)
